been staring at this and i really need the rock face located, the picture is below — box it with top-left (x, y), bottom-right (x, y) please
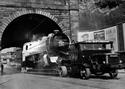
top-left (79, 0), bottom-right (125, 31)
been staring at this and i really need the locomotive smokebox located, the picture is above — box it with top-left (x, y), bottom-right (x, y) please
top-left (47, 31), bottom-right (70, 56)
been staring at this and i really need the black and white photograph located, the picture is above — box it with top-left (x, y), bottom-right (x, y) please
top-left (0, 0), bottom-right (125, 89)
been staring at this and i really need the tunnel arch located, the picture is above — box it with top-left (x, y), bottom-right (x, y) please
top-left (1, 10), bottom-right (65, 49)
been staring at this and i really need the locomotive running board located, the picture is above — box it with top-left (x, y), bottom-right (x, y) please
top-left (24, 69), bottom-right (60, 76)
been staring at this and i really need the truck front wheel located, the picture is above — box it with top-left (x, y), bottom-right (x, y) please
top-left (59, 66), bottom-right (68, 77)
top-left (109, 69), bottom-right (118, 79)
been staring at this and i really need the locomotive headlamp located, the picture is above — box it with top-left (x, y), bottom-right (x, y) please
top-left (58, 40), bottom-right (65, 46)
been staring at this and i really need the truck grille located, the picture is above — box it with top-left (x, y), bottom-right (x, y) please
top-left (119, 54), bottom-right (125, 63)
top-left (108, 57), bottom-right (119, 64)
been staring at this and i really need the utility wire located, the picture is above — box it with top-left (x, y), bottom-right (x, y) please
top-left (30, 18), bottom-right (46, 33)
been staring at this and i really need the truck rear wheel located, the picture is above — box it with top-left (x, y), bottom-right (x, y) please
top-left (80, 68), bottom-right (91, 79)
top-left (59, 66), bottom-right (68, 77)
top-left (109, 69), bottom-right (118, 79)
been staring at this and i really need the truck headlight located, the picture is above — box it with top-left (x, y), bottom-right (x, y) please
top-left (119, 60), bottom-right (122, 63)
top-left (103, 61), bottom-right (106, 64)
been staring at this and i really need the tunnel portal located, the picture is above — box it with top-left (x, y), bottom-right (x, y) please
top-left (1, 14), bottom-right (62, 49)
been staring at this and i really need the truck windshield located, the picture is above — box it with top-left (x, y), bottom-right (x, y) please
top-left (78, 41), bottom-right (113, 51)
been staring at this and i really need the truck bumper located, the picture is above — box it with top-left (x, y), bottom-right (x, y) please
top-left (110, 63), bottom-right (125, 69)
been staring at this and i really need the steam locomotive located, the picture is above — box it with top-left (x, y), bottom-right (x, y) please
top-left (21, 30), bottom-right (79, 76)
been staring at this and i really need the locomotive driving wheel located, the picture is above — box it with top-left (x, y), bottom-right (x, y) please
top-left (58, 66), bottom-right (68, 77)
top-left (80, 68), bottom-right (91, 79)
top-left (109, 69), bottom-right (118, 79)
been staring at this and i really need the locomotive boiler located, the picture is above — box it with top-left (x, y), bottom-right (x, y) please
top-left (21, 30), bottom-right (79, 76)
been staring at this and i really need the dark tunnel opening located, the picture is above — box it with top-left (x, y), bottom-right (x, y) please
top-left (1, 14), bottom-right (62, 49)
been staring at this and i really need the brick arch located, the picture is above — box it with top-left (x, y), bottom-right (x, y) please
top-left (0, 9), bottom-right (65, 40)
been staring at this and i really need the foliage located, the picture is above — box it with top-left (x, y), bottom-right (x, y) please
top-left (95, 0), bottom-right (122, 9)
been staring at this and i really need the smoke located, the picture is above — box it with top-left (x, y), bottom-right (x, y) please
top-left (30, 33), bottom-right (46, 41)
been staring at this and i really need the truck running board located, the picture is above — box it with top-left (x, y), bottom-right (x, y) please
top-left (24, 69), bottom-right (60, 76)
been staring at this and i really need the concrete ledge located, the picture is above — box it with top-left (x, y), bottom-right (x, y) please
top-left (118, 69), bottom-right (125, 73)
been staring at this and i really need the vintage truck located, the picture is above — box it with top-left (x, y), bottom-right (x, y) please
top-left (76, 40), bottom-right (125, 79)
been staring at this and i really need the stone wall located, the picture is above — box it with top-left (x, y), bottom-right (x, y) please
top-left (69, 0), bottom-right (79, 41)
top-left (0, 0), bottom-right (80, 44)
